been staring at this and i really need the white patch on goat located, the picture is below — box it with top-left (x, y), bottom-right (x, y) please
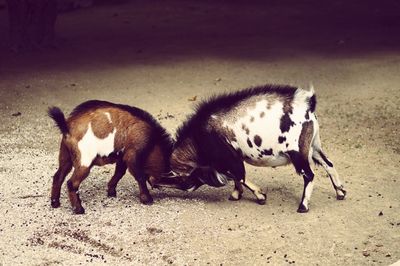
top-left (230, 189), bottom-right (240, 200)
top-left (104, 112), bottom-right (112, 123)
top-left (302, 181), bottom-right (314, 209)
top-left (78, 123), bottom-right (117, 167)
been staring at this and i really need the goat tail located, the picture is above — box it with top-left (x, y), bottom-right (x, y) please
top-left (48, 106), bottom-right (69, 135)
top-left (308, 84), bottom-right (317, 113)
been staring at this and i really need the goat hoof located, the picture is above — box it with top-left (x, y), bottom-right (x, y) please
top-left (257, 198), bottom-right (266, 205)
top-left (256, 193), bottom-right (267, 205)
top-left (51, 199), bottom-right (60, 208)
top-left (336, 188), bottom-right (346, 200)
top-left (297, 204), bottom-right (309, 213)
top-left (141, 199), bottom-right (153, 205)
top-left (107, 190), bottom-right (117, 197)
top-left (74, 207), bottom-right (85, 215)
top-left (140, 195), bottom-right (154, 205)
top-left (152, 184), bottom-right (161, 189)
top-left (336, 186), bottom-right (347, 200)
top-left (229, 191), bottom-right (242, 201)
top-left (228, 194), bottom-right (242, 201)
top-left (336, 194), bottom-right (345, 200)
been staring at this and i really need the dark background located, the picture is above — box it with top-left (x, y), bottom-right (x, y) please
top-left (1, 0), bottom-right (400, 72)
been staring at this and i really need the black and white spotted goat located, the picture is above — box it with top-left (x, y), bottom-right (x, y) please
top-left (156, 84), bottom-right (346, 213)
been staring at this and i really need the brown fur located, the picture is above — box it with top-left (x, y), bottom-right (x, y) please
top-left (145, 145), bottom-right (167, 178)
top-left (170, 139), bottom-right (198, 175)
top-left (50, 104), bottom-right (171, 214)
top-left (299, 121), bottom-right (314, 159)
top-left (90, 111), bottom-right (114, 139)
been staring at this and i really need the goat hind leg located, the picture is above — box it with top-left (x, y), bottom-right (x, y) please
top-left (288, 151), bottom-right (315, 213)
top-left (312, 149), bottom-right (346, 200)
top-left (67, 166), bottom-right (90, 214)
top-left (51, 140), bottom-right (72, 208)
top-left (298, 177), bottom-right (315, 213)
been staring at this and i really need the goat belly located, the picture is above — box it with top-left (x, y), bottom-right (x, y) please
top-left (243, 153), bottom-right (290, 167)
top-left (92, 152), bottom-right (120, 166)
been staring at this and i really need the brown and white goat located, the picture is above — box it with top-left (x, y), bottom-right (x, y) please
top-left (155, 85), bottom-right (346, 213)
top-left (48, 100), bottom-right (173, 214)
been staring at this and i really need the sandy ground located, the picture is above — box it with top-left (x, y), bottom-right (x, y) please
top-left (0, 1), bottom-right (400, 265)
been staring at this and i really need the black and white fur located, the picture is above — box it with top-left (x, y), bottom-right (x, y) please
top-left (158, 84), bottom-right (346, 213)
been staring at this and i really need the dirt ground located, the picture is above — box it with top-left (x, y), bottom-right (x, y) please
top-left (0, 1), bottom-right (399, 265)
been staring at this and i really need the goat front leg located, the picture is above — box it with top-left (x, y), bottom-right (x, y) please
top-left (128, 165), bottom-right (153, 205)
top-left (241, 179), bottom-right (267, 205)
top-left (229, 179), bottom-right (244, 201)
top-left (107, 159), bottom-right (127, 197)
top-left (125, 148), bottom-right (153, 204)
top-left (223, 161), bottom-right (265, 205)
